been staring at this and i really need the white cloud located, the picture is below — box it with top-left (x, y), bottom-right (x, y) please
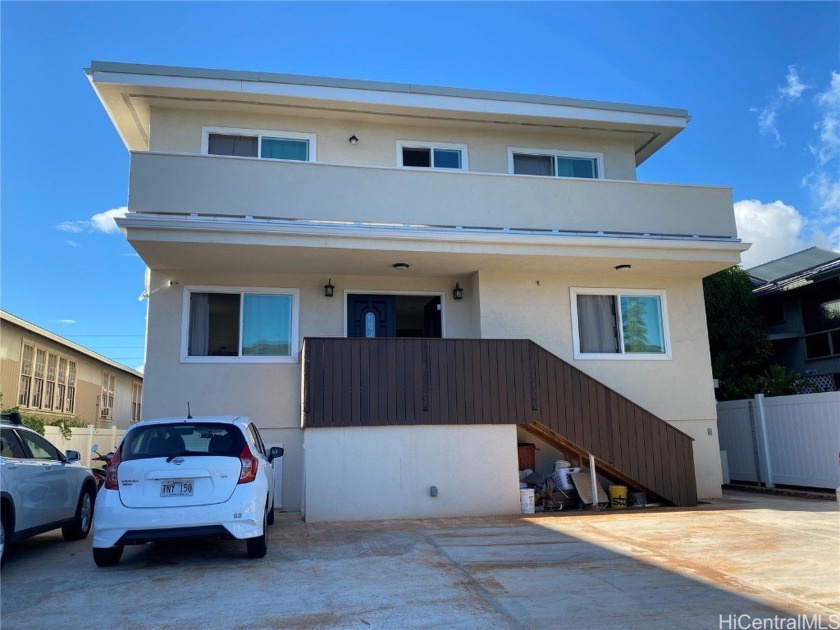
top-left (90, 207), bottom-right (128, 234)
top-left (734, 199), bottom-right (809, 268)
top-left (780, 66), bottom-right (808, 100)
top-left (56, 221), bottom-right (86, 233)
top-left (65, 240), bottom-right (79, 248)
top-left (54, 206), bottom-right (128, 235)
top-left (753, 65), bottom-right (811, 145)
top-left (57, 319), bottom-right (76, 324)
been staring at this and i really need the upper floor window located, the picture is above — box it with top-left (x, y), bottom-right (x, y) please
top-left (131, 382), bottom-right (142, 424)
top-left (101, 372), bottom-right (116, 418)
top-left (570, 288), bottom-right (671, 360)
top-left (509, 148), bottom-right (602, 179)
top-left (397, 141), bottom-right (467, 170)
top-left (202, 127), bottom-right (316, 162)
top-left (182, 285), bottom-right (300, 363)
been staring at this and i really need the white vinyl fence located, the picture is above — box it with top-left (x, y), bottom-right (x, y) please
top-left (717, 392), bottom-right (840, 490)
top-left (44, 425), bottom-right (125, 468)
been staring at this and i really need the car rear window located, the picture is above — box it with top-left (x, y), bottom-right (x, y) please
top-left (121, 423), bottom-right (245, 461)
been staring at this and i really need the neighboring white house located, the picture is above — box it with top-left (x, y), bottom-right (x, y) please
top-left (86, 61), bottom-right (747, 520)
top-left (0, 310), bottom-right (143, 429)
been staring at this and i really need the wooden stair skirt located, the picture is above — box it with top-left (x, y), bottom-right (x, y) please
top-left (302, 337), bottom-right (698, 507)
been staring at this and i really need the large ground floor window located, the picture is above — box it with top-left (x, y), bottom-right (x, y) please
top-left (182, 286), bottom-right (299, 363)
top-left (571, 288), bottom-right (670, 360)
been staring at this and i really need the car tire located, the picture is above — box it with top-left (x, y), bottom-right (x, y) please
top-left (62, 486), bottom-right (95, 541)
top-left (246, 511), bottom-right (267, 559)
top-left (92, 546), bottom-right (124, 567)
top-left (1, 518), bottom-right (6, 569)
top-left (267, 500), bottom-right (275, 526)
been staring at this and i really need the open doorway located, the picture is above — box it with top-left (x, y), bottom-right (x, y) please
top-left (347, 294), bottom-right (442, 338)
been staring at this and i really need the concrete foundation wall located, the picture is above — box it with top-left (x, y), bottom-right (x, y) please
top-left (303, 425), bottom-right (521, 522)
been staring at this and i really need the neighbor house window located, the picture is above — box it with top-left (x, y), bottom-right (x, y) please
top-left (397, 141), bottom-right (467, 170)
top-left (571, 288), bottom-right (670, 360)
top-left (182, 286), bottom-right (299, 363)
top-left (509, 148), bottom-right (602, 179)
top-left (203, 127), bottom-right (315, 162)
top-left (66, 361), bottom-right (76, 413)
top-left (101, 372), bottom-right (115, 417)
top-left (131, 382), bottom-right (142, 423)
top-left (17, 342), bottom-right (77, 412)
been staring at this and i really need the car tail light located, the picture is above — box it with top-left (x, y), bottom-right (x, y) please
top-left (104, 448), bottom-right (121, 490)
top-left (238, 443), bottom-right (258, 484)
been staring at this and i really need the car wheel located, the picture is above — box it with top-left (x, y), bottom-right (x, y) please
top-left (246, 511), bottom-right (267, 559)
top-left (267, 500), bottom-right (275, 526)
top-left (62, 486), bottom-right (95, 541)
top-left (92, 546), bottom-right (124, 567)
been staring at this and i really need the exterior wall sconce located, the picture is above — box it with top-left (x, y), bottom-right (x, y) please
top-left (453, 282), bottom-right (464, 300)
top-left (614, 264), bottom-right (632, 271)
top-left (349, 135), bottom-right (358, 145)
top-left (324, 279), bottom-right (335, 297)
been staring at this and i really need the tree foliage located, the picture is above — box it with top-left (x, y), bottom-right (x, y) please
top-left (702, 267), bottom-right (802, 400)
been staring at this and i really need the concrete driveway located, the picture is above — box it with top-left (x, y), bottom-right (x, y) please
top-left (1, 491), bottom-right (838, 629)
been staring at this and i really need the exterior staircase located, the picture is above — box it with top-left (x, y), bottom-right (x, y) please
top-left (302, 337), bottom-right (697, 507)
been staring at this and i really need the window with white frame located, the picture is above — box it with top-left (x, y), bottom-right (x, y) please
top-left (397, 141), bottom-right (467, 170)
top-left (571, 288), bottom-right (670, 360)
top-left (131, 382), bottom-right (142, 423)
top-left (509, 148), bottom-right (602, 179)
top-left (183, 286), bottom-right (299, 363)
top-left (66, 361), bottom-right (76, 413)
top-left (101, 372), bottom-right (115, 417)
top-left (17, 342), bottom-right (78, 412)
top-left (202, 127), bottom-right (315, 162)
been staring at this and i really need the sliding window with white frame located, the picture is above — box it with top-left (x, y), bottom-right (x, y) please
top-left (570, 288), bottom-right (671, 360)
top-left (181, 286), bottom-right (300, 363)
top-left (508, 148), bottom-right (603, 179)
top-left (201, 127), bottom-right (316, 162)
top-left (396, 141), bottom-right (468, 171)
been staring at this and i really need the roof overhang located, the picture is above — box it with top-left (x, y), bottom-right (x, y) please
top-left (117, 213), bottom-right (746, 279)
top-left (86, 61), bottom-right (691, 165)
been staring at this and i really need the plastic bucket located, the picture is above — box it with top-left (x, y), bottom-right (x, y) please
top-left (553, 460), bottom-right (572, 471)
top-left (608, 485), bottom-right (628, 509)
top-left (551, 467), bottom-right (579, 491)
top-left (520, 488), bottom-right (535, 514)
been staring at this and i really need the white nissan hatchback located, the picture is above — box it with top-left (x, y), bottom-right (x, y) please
top-left (91, 416), bottom-right (282, 567)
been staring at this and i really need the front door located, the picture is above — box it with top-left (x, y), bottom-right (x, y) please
top-left (348, 295), bottom-right (396, 338)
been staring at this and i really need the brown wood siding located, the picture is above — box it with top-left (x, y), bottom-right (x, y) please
top-left (302, 337), bottom-right (697, 507)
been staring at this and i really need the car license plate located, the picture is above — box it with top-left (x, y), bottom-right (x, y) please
top-left (160, 480), bottom-right (194, 497)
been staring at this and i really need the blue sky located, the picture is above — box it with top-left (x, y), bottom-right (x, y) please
top-left (1, 1), bottom-right (838, 371)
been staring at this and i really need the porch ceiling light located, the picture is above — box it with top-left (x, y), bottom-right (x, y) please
top-left (393, 263), bottom-right (410, 270)
top-left (349, 135), bottom-right (359, 144)
top-left (453, 282), bottom-right (464, 300)
top-left (614, 264), bottom-right (632, 271)
top-left (324, 279), bottom-right (335, 297)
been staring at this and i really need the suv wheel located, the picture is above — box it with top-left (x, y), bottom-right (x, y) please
top-left (246, 511), bottom-right (267, 559)
top-left (267, 500), bottom-right (275, 526)
top-left (62, 486), bottom-right (94, 540)
top-left (92, 546), bottom-right (124, 567)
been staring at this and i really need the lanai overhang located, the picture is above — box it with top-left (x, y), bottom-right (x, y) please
top-left (118, 212), bottom-right (746, 278)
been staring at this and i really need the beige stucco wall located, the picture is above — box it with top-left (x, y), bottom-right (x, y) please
top-left (476, 269), bottom-right (723, 498)
top-left (148, 107), bottom-right (638, 181)
top-left (142, 269), bottom-right (478, 510)
top-left (0, 319), bottom-right (143, 430)
top-left (303, 425), bottom-right (521, 522)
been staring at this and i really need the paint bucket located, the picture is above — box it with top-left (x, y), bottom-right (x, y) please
top-left (550, 467), bottom-right (579, 491)
top-left (608, 485), bottom-right (628, 509)
top-left (520, 488), bottom-right (535, 514)
top-left (553, 460), bottom-right (572, 471)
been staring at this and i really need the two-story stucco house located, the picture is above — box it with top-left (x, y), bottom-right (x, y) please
top-left (86, 61), bottom-right (747, 521)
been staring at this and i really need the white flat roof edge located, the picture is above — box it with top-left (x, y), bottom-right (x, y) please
top-left (117, 213), bottom-right (746, 252)
top-left (87, 61), bottom-right (690, 123)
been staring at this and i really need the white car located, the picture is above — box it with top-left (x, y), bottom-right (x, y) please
top-left (0, 412), bottom-right (97, 566)
top-left (91, 415), bottom-right (282, 567)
